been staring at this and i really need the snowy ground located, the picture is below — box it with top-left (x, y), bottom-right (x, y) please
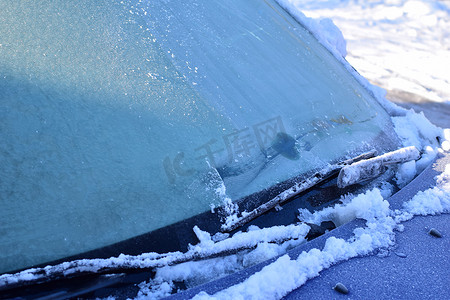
top-left (289, 0), bottom-right (450, 127)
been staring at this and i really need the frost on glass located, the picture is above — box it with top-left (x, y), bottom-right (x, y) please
top-left (0, 0), bottom-right (396, 273)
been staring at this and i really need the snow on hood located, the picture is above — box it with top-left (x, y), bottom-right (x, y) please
top-left (193, 163), bottom-right (450, 300)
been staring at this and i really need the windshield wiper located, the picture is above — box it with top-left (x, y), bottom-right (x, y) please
top-left (221, 146), bottom-right (420, 232)
top-left (337, 146), bottom-right (420, 188)
top-left (0, 224), bottom-right (309, 293)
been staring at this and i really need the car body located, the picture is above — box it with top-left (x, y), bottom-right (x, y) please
top-left (170, 152), bottom-right (450, 299)
top-left (0, 0), bottom-right (446, 299)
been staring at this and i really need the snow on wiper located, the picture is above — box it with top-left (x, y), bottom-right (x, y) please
top-left (337, 146), bottom-right (421, 188)
top-left (221, 150), bottom-right (377, 232)
top-left (0, 224), bottom-right (309, 291)
top-left (222, 147), bottom-right (422, 232)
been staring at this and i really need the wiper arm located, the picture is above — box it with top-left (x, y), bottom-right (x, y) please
top-left (221, 146), bottom-right (420, 232)
top-left (221, 150), bottom-right (377, 232)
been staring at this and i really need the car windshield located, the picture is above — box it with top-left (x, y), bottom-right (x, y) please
top-left (0, 0), bottom-right (398, 274)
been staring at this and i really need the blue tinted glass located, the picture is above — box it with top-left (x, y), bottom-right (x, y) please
top-left (0, 0), bottom-right (396, 273)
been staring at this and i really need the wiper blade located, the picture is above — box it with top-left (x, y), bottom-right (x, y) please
top-left (337, 146), bottom-right (420, 188)
top-left (221, 150), bottom-right (377, 232)
top-left (0, 224), bottom-right (309, 292)
top-left (222, 146), bottom-right (421, 232)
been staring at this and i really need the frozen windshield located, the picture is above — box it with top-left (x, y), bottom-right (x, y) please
top-left (0, 0), bottom-right (397, 274)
